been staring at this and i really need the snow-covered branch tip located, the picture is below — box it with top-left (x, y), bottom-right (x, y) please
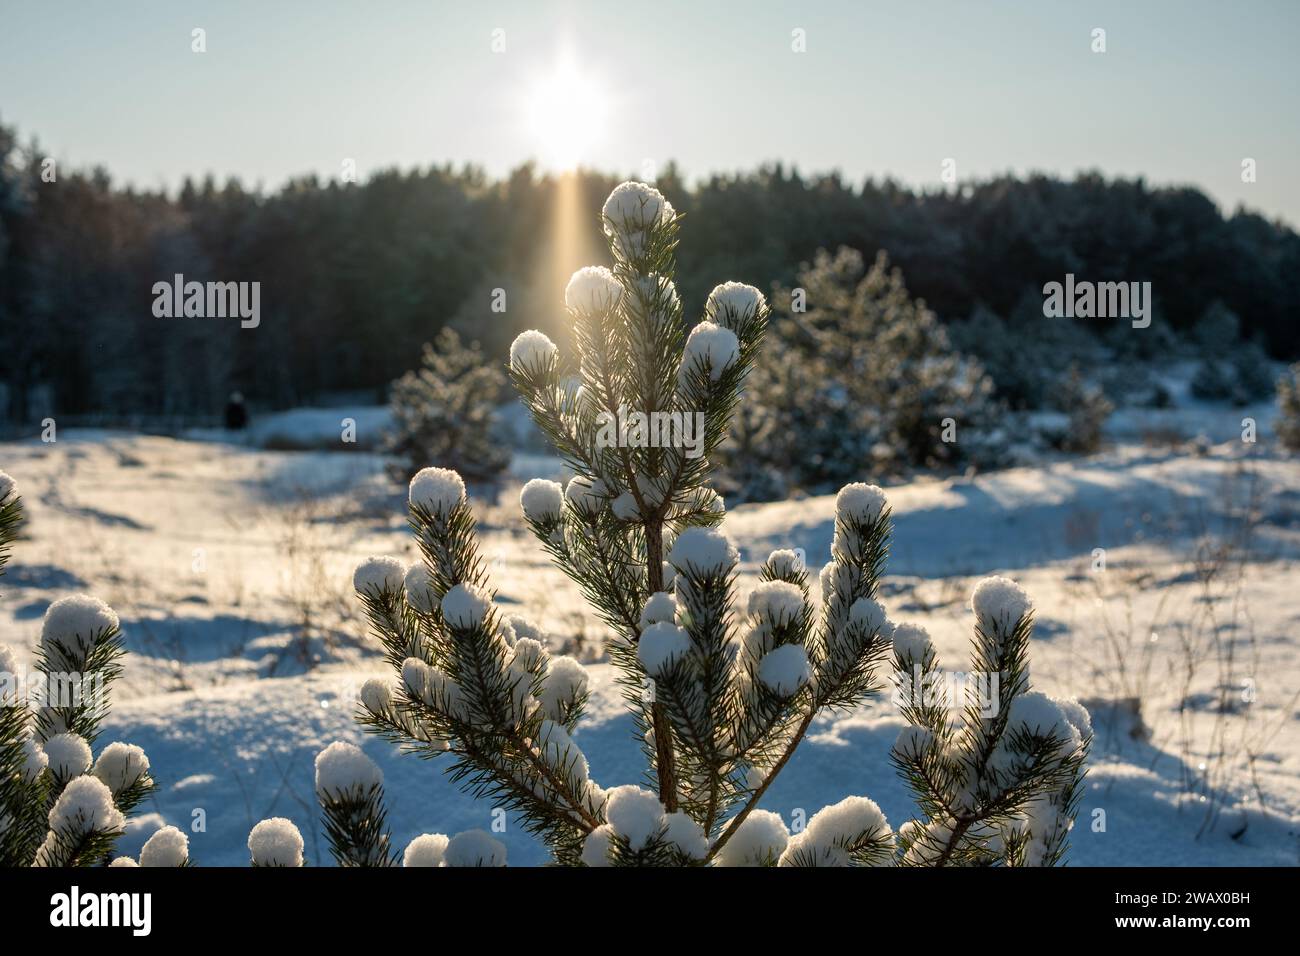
top-left (890, 577), bottom-right (1092, 867)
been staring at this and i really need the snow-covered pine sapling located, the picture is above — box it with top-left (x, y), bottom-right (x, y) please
top-left (349, 183), bottom-right (1086, 866)
top-left (0, 473), bottom-right (161, 867)
top-left (509, 182), bottom-right (769, 826)
top-left (889, 577), bottom-right (1091, 866)
top-left (385, 326), bottom-right (511, 484)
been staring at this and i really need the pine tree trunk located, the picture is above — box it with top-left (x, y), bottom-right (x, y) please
top-left (645, 520), bottom-right (678, 811)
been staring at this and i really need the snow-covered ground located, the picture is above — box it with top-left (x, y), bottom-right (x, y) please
top-left (2, 426), bottom-right (1297, 866)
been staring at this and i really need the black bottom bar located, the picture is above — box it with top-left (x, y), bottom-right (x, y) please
top-left (6, 866), bottom-right (1283, 943)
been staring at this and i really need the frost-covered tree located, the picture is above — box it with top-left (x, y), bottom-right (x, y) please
top-left (346, 183), bottom-right (1088, 866)
top-left (385, 326), bottom-right (510, 484)
top-left (1189, 302), bottom-right (1277, 406)
top-left (0, 472), bottom-right (171, 868)
top-left (722, 247), bottom-right (1005, 501)
top-left (951, 296), bottom-right (1104, 413)
top-left (1277, 363), bottom-right (1300, 453)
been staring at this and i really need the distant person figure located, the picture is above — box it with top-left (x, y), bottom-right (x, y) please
top-left (224, 391), bottom-right (249, 431)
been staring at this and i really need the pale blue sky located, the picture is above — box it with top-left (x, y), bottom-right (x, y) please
top-left (2, 0), bottom-right (1297, 224)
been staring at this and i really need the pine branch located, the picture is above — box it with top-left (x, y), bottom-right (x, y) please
top-left (318, 783), bottom-right (398, 868)
top-left (707, 708), bottom-right (815, 862)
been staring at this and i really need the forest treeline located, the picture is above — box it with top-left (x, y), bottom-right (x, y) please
top-left (2, 120), bottom-right (1297, 421)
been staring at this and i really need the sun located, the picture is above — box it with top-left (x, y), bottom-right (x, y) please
top-left (526, 61), bottom-right (609, 170)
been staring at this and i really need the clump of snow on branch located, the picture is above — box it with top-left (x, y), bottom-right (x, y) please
top-left (21, 733), bottom-right (49, 782)
top-left (668, 526), bottom-right (738, 575)
top-left (509, 329), bottom-right (558, 373)
top-left (706, 281), bottom-right (767, 329)
top-left (441, 583), bottom-right (492, 629)
top-left (565, 265), bottom-right (623, 313)
top-left (681, 321), bottom-right (740, 382)
top-left (40, 594), bottom-right (119, 659)
top-left (444, 829), bottom-right (507, 867)
top-left (748, 580), bottom-right (804, 626)
top-left (890, 623), bottom-right (932, 665)
top-left (353, 556), bottom-right (405, 596)
top-left (758, 644), bottom-right (812, 696)
top-left (403, 833), bottom-right (449, 867)
top-left (714, 810), bottom-right (790, 867)
top-left (408, 466), bottom-right (467, 514)
top-left (92, 741), bottom-right (150, 793)
top-left (778, 796), bottom-right (892, 867)
top-left (49, 775), bottom-right (124, 833)
top-left (602, 785), bottom-right (666, 850)
top-left (520, 478), bottom-right (564, 523)
top-left (836, 482), bottom-right (888, 523)
top-left (638, 622), bottom-right (692, 676)
top-left (564, 475), bottom-right (607, 516)
top-left (639, 591), bottom-right (677, 629)
top-left (970, 575), bottom-right (1033, 634)
top-left (43, 733), bottom-right (92, 779)
top-left (358, 678), bottom-right (393, 714)
top-left (140, 825), bottom-right (189, 867)
top-left (248, 817), bottom-right (305, 867)
top-left (315, 741), bottom-right (383, 798)
top-left (404, 564), bottom-right (436, 613)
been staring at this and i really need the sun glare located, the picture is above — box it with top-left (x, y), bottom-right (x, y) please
top-left (526, 62), bottom-right (609, 170)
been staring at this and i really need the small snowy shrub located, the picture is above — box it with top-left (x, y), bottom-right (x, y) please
top-left (385, 326), bottom-right (509, 484)
top-left (1276, 363), bottom-right (1300, 453)
top-left (0, 475), bottom-right (161, 867)
top-left (1057, 366), bottom-right (1113, 454)
top-left (344, 185), bottom-right (1087, 866)
top-left (951, 297), bottom-right (1103, 414)
top-left (1189, 302), bottom-right (1276, 406)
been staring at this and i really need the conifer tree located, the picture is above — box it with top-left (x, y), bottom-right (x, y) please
top-left (385, 326), bottom-right (510, 484)
top-left (342, 184), bottom-right (1089, 866)
top-left (721, 247), bottom-right (1004, 501)
top-left (0, 472), bottom-right (172, 867)
top-left (1058, 365), bottom-right (1113, 454)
